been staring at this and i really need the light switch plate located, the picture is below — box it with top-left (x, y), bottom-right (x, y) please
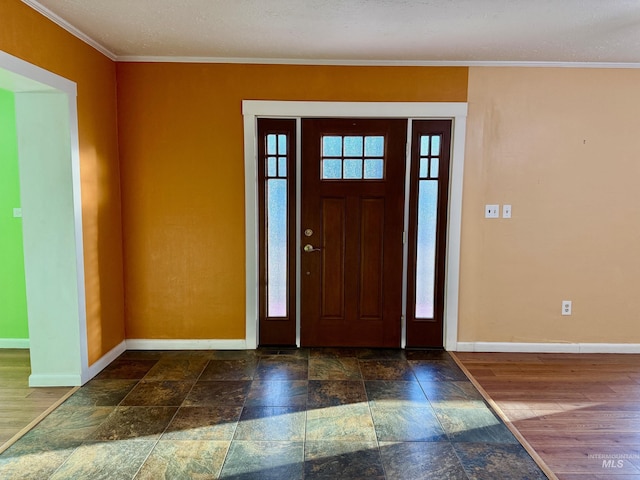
top-left (485, 204), bottom-right (499, 218)
top-left (503, 204), bottom-right (512, 218)
top-left (13, 208), bottom-right (22, 218)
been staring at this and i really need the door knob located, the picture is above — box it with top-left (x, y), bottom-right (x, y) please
top-left (303, 244), bottom-right (322, 253)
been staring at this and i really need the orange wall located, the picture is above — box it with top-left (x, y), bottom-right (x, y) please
top-left (1, 1), bottom-right (125, 363)
top-left (117, 63), bottom-right (468, 339)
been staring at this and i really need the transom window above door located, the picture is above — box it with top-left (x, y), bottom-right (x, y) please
top-left (321, 135), bottom-right (385, 180)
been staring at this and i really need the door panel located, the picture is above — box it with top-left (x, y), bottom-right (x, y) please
top-left (359, 198), bottom-right (384, 320)
top-left (301, 118), bottom-right (406, 347)
top-left (321, 198), bottom-right (345, 319)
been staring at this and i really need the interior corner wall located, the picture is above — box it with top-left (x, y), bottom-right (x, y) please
top-left (0, 87), bottom-right (28, 341)
top-left (459, 66), bottom-right (640, 344)
top-left (116, 63), bottom-right (468, 340)
top-left (1, 0), bottom-right (125, 364)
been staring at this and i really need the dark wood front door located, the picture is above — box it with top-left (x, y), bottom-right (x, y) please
top-left (300, 119), bottom-right (406, 347)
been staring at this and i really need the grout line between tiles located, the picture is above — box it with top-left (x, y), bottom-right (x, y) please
top-left (449, 351), bottom-right (558, 480)
top-left (129, 439), bottom-right (159, 480)
top-left (300, 365), bottom-right (309, 479)
top-left (407, 357), bottom-right (472, 480)
top-left (447, 437), bottom-right (472, 480)
top-left (362, 371), bottom-right (389, 480)
top-left (217, 354), bottom-right (255, 477)
top-left (118, 358), bottom-right (171, 479)
top-left (408, 362), bottom-right (452, 444)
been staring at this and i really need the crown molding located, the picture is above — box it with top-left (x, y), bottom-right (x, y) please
top-left (18, 1), bottom-right (640, 69)
top-left (114, 56), bottom-right (480, 65)
top-left (21, 0), bottom-right (117, 61)
top-left (116, 55), bottom-right (640, 69)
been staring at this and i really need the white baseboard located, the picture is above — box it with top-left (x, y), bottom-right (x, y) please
top-left (125, 339), bottom-right (247, 350)
top-left (455, 342), bottom-right (640, 354)
top-left (578, 343), bottom-right (640, 353)
top-left (82, 340), bottom-right (127, 384)
top-left (29, 373), bottom-right (82, 387)
top-left (0, 338), bottom-right (30, 349)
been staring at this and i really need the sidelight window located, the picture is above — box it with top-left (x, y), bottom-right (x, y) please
top-left (415, 134), bottom-right (441, 318)
top-left (257, 119), bottom-right (296, 345)
top-left (406, 119), bottom-right (452, 349)
top-left (265, 133), bottom-right (288, 317)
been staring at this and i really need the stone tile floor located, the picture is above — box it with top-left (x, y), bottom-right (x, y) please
top-left (0, 348), bottom-right (548, 479)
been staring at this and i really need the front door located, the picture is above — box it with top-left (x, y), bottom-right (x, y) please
top-left (300, 119), bottom-right (406, 347)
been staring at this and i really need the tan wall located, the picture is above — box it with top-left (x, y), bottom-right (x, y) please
top-left (1, 0), bottom-right (124, 363)
top-left (116, 62), bottom-right (468, 339)
top-left (459, 67), bottom-right (640, 344)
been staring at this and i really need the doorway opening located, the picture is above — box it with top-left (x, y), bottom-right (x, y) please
top-left (257, 117), bottom-right (452, 348)
top-left (0, 50), bottom-right (88, 386)
top-left (244, 101), bottom-right (467, 351)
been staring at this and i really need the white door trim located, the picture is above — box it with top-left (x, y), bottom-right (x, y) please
top-left (243, 101), bottom-right (467, 350)
top-left (0, 50), bottom-right (88, 385)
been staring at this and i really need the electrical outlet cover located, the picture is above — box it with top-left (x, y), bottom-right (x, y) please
top-left (485, 204), bottom-right (499, 218)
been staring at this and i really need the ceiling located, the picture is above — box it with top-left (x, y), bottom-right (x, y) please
top-left (23, 0), bottom-right (640, 65)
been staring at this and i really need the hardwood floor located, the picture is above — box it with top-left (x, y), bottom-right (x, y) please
top-left (0, 350), bottom-right (75, 452)
top-left (454, 352), bottom-right (640, 480)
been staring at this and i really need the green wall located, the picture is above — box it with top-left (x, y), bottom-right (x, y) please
top-left (0, 88), bottom-right (28, 339)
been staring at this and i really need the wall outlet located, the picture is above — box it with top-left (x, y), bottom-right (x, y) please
top-left (562, 300), bottom-right (572, 316)
top-left (13, 208), bottom-right (22, 218)
top-left (502, 204), bottom-right (512, 218)
top-left (485, 204), bottom-right (500, 218)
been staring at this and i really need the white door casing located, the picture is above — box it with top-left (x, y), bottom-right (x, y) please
top-left (243, 101), bottom-right (467, 350)
top-left (0, 50), bottom-right (88, 386)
